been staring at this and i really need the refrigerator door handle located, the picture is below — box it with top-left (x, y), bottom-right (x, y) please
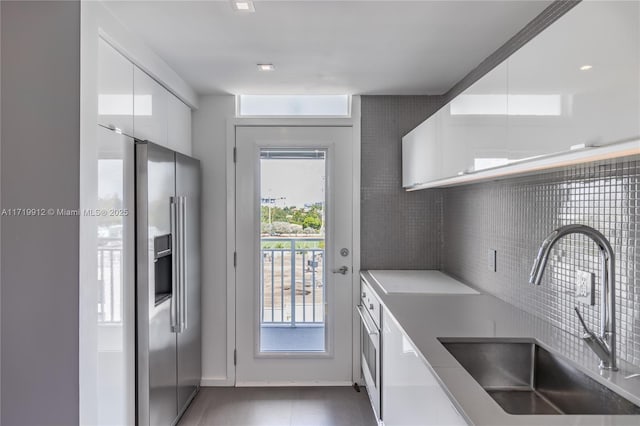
top-left (177, 196), bottom-right (183, 333)
top-left (170, 196), bottom-right (179, 333)
top-left (180, 196), bottom-right (188, 331)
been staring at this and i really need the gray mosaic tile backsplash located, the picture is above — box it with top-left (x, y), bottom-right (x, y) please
top-left (361, 96), bottom-right (444, 270)
top-left (442, 156), bottom-right (640, 366)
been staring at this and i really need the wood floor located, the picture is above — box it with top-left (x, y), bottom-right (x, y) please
top-left (178, 386), bottom-right (378, 426)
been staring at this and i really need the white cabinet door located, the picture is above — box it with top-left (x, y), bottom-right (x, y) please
top-left (97, 39), bottom-right (133, 136)
top-left (443, 61), bottom-right (508, 175)
top-left (382, 310), bottom-right (466, 426)
top-left (167, 94), bottom-right (192, 155)
top-left (402, 60), bottom-right (509, 187)
top-left (402, 1), bottom-right (640, 189)
top-left (133, 67), bottom-right (168, 146)
top-left (402, 114), bottom-right (442, 188)
top-left (506, 1), bottom-right (640, 158)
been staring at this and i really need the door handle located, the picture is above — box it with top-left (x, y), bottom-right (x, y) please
top-left (356, 305), bottom-right (378, 336)
top-left (180, 196), bottom-right (188, 331)
top-left (170, 197), bottom-right (178, 333)
top-left (332, 266), bottom-right (349, 275)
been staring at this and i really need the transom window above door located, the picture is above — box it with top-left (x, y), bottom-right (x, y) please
top-left (236, 95), bottom-right (350, 117)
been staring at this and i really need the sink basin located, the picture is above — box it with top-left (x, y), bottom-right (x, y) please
top-left (440, 338), bottom-right (640, 415)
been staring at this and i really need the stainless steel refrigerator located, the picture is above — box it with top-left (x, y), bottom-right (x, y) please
top-left (135, 141), bottom-right (201, 426)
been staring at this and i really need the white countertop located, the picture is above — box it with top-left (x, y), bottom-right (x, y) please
top-left (368, 270), bottom-right (479, 295)
top-left (361, 270), bottom-right (640, 426)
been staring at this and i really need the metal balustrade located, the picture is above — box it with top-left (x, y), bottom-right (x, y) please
top-left (261, 238), bottom-right (325, 326)
top-left (97, 240), bottom-right (122, 323)
top-left (96, 237), bottom-right (325, 327)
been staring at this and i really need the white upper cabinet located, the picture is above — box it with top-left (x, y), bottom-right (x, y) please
top-left (402, 112), bottom-right (442, 187)
top-left (98, 40), bottom-right (192, 153)
top-left (507, 0), bottom-right (640, 159)
top-left (134, 66), bottom-right (168, 146)
top-left (402, 62), bottom-right (508, 188)
top-left (98, 39), bottom-right (134, 136)
top-left (98, 39), bottom-right (191, 155)
top-left (402, 1), bottom-right (640, 189)
top-left (167, 94), bottom-right (192, 155)
top-left (442, 61), bottom-right (509, 176)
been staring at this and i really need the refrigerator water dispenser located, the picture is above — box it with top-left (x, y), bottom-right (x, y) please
top-left (153, 234), bottom-right (172, 305)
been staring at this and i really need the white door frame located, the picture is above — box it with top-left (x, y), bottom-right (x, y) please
top-left (223, 96), bottom-right (361, 386)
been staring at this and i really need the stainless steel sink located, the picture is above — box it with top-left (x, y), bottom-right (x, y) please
top-left (440, 338), bottom-right (640, 415)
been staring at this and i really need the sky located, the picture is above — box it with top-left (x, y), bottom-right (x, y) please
top-left (261, 158), bottom-right (325, 208)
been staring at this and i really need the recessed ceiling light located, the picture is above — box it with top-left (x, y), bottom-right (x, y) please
top-left (231, 1), bottom-right (255, 12)
top-left (258, 64), bottom-right (275, 71)
top-left (580, 64), bottom-right (593, 71)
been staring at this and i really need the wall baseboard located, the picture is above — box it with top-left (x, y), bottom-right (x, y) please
top-left (235, 380), bottom-right (353, 387)
top-left (201, 377), bottom-right (234, 387)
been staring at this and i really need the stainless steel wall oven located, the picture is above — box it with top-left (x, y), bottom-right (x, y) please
top-left (358, 279), bottom-right (381, 420)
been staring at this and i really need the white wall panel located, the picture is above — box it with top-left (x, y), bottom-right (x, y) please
top-left (192, 95), bottom-right (235, 385)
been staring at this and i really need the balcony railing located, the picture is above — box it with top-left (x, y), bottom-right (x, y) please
top-left (97, 240), bottom-right (122, 323)
top-left (97, 237), bottom-right (325, 327)
top-left (261, 238), bottom-right (325, 326)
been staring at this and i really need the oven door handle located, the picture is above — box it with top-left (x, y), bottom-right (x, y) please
top-left (356, 305), bottom-right (379, 336)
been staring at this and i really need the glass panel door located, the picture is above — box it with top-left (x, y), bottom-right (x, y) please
top-left (235, 126), bottom-right (353, 385)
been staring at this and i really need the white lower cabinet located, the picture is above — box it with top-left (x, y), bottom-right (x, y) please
top-left (382, 309), bottom-right (466, 426)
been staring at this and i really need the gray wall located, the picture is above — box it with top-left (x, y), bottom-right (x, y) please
top-left (442, 156), bottom-right (640, 366)
top-left (360, 96), bottom-right (444, 270)
top-left (1, 2), bottom-right (80, 425)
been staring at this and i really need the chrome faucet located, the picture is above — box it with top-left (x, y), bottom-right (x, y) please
top-left (529, 224), bottom-right (617, 371)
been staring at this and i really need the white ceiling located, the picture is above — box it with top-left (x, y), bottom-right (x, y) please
top-left (103, 0), bottom-right (552, 96)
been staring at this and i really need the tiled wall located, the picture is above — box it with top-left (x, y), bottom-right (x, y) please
top-left (442, 156), bottom-right (640, 366)
top-left (360, 96), bottom-right (444, 270)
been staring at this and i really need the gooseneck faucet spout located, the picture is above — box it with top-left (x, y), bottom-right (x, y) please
top-left (529, 224), bottom-right (617, 370)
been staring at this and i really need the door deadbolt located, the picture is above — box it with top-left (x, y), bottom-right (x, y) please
top-left (340, 248), bottom-right (350, 257)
